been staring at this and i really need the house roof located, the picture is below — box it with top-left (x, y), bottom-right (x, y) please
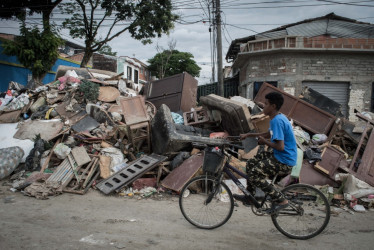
top-left (226, 12), bottom-right (374, 61)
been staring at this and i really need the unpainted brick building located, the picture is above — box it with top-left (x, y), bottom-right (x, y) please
top-left (226, 13), bottom-right (374, 121)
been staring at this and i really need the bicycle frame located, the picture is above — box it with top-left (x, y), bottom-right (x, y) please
top-left (222, 162), bottom-right (263, 208)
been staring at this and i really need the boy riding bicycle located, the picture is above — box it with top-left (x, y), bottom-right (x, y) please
top-left (235, 92), bottom-right (297, 213)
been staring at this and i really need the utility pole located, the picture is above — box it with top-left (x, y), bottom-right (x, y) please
top-left (215, 0), bottom-right (224, 97)
top-left (210, 0), bottom-right (216, 83)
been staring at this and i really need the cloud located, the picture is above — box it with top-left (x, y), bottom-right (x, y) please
top-left (1, 0), bottom-right (373, 85)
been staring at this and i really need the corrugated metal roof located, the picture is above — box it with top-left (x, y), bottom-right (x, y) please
top-left (286, 19), bottom-right (328, 37)
top-left (327, 19), bottom-right (374, 38)
top-left (256, 30), bottom-right (287, 40)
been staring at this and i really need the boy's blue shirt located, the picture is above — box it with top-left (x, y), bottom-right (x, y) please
top-left (270, 113), bottom-right (297, 166)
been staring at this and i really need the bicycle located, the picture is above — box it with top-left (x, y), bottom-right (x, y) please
top-left (179, 143), bottom-right (331, 240)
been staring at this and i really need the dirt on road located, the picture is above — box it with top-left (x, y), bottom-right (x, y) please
top-left (1, 183), bottom-right (374, 250)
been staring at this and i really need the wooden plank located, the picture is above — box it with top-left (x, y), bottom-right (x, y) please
top-left (83, 158), bottom-right (99, 188)
top-left (71, 147), bottom-right (91, 167)
top-left (161, 153), bottom-right (204, 192)
top-left (40, 138), bottom-right (61, 173)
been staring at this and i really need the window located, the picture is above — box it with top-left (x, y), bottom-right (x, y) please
top-left (127, 66), bottom-right (132, 81)
top-left (134, 70), bottom-right (139, 84)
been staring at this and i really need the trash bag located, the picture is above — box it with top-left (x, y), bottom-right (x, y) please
top-left (0, 146), bottom-right (24, 180)
top-left (170, 151), bottom-right (191, 170)
top-left (293, 126), bottom-right (310, 144)
top-left (53, 143), bottom-right (71, 160)
top-left (312, 134), bottom-right (327, 145)
top-left (304, 147), bottom-right (322, 163)
top-left (25, 138), bottom-right (47, 171)
top-left (171, 112), bottom-right (184, 124)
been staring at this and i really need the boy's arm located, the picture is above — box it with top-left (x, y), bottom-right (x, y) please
top-left (257, 137), bottom-right (285, 151)
top-left (240, 131), bottom-right (270, 140)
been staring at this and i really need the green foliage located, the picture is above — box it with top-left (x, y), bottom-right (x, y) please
top-left (59, 0), bottom-right (178, 67)
top-left (78, 80), bottom-right (100, 102)
top-left (147, 50), bottom-right (201, 78)
top-left (98, 44), bottom-right (117, 56)
top-left (2, 23), bottom-right (63, 83)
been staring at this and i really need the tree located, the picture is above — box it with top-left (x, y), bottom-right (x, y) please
top-left (2, 24), bottom-right (63, 85)
top-left (98, 44), bottom-right (117, 56)
top-left (0, 0), bottom-right (63, 87)
top-left (59, 0), bottom-right (178, 67)
top-left (148, 50), bottom-right (201, 79)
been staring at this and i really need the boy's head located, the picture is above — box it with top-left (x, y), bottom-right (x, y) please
top-left (265, 92), bottom-right (284, 111)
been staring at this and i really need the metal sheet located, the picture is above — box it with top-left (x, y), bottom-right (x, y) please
top-left (119, 96), bottom-right (149, 125)
top-left (161, 153), bottom-right (204, 192)
top-left (96, 153), bottom-right (167, 194)
top-left (71, 116), bottom-right (100, 133)
top-left (254, 83), bottom-right (336, 136)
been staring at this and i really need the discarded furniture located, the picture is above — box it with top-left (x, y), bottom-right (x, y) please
top-left (200, 94), bottom-right (254, 136)
top-left (151, 104), bottom-right (226, 154)
top-left (161, 153), bottom-right (204, 192)
top-left (64, 157), bottom-right (100, 195)
top-left (183, 108), bottom-right (210, 126)
top-left (145, 72), bottom-right (198, 113)
top-left (254, 83), bottom-right (337, 136)
top-left (344, 113), bottom-right (374, 186)
top-left (119, 96), bottom-right (151, 153)
top-left (96, 153), bottom-right (167, 194)
top-left (299, 160), bottom-right (339, 187)
top-left (313, 145), bottom-right (348, 178)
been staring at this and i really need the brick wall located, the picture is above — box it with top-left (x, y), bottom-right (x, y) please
top-left (303, 36), bottom-right (374, 49)
top-left (240, 52), bottom-right (374, 120)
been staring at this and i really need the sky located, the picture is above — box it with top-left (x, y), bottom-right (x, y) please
top-left (1, 0), bottom-right (374, 85)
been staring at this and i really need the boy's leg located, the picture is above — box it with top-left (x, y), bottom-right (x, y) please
top-left (246, 153), bottom-right (292, 202)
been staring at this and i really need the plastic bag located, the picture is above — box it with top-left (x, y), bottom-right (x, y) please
top-left (54, 143), bottom-right (71, 160)
top-left (312, 134), bottom-right (327, 144)
top-left (293, 126), bottom-right (310, 144)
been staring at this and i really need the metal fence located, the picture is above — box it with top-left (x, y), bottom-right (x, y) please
top-left (197, 74), bottom-right (239, 103)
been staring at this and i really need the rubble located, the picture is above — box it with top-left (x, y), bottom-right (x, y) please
top-left (0, 70), bottom-right (373, 214)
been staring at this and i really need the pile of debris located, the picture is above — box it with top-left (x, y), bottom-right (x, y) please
top-left (0, 70), bottom-right (373, 213)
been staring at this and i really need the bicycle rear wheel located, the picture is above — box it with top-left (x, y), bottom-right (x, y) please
top-left (271, 184), bottom-right (330, 240)
top-left (179, 175), bottom-right (234, 229)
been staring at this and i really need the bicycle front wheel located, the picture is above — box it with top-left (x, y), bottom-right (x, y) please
top-left (179, 175), bottom-right (234, 229)
top-left (271, 184), bottom-right (331, 240)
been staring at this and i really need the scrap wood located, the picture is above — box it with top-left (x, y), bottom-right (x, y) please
top-left (105, 72), bottom-right (124, 81)
top-left (40, 138), bottom-right (61, 173)
top-left (67, 153), bottom-right (80, 181)
top-left (63, 157), bottom-right (99, 193)
top-left (83, 158), bottom-right (100, 188)
top-left (99, 155), bottom-right (111, 179)
top-left (71, 146), bottom-right (91, 167)
top-left (161, 153), bottom-right (204, 192)
top-left (64, 171), bottom-right (100, 195)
